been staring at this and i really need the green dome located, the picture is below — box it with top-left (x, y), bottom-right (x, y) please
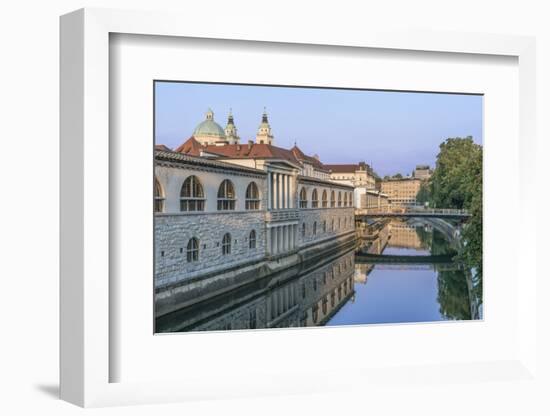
top-left (193, 109), bottom-right (226, 139)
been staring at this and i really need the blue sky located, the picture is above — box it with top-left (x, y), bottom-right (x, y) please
top-left (155, 82), bottom-right (483, 177)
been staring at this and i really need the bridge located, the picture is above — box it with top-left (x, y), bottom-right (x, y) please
top-left (355, 207), bottom-right (470, 220)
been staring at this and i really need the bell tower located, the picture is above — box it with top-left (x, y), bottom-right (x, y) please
top-left (224, 109), bottom-right (240, 145)
top-left (255, 108), bottom-right (274, 145)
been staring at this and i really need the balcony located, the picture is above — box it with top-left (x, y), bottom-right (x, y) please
top-left (266, 209), bottom-right (299, 222)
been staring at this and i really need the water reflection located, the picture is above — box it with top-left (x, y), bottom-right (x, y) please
top-left (157, 218), bottom-right (481, 332)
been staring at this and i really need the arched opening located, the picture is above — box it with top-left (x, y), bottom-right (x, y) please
top-left (217, 179), bottom-right (236, 210)
top-left (186, 237), bottom-right (199, 262)
top-left (222, 233), bottom-right (232, 255)
top-left (312, 189), bottom-right (319, 208)
top-left (299, 187), bottom-right (308, 208)
top-left (245, 182), bottom-right (260, 210)
top-left (249, 229), bottom-right (256, 249)
top-left (154, 177), bottom-right (165, 213)
top-left (180, 175), bottom-right (205, 211)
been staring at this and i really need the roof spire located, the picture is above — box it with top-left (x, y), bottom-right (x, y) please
top-left (227, 108), bottom-right (234, 125)
top-left (262, 107), bottom-right (268, 123)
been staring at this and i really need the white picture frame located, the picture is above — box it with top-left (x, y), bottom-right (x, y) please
top-left (60, 7), bottom-right (538, 408)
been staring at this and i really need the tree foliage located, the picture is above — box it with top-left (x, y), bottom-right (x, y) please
top-left (429, 136), bottom-right (483, 284)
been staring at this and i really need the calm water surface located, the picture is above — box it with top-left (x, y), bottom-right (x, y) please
top-left (158, 218), bottom-right (482, 332)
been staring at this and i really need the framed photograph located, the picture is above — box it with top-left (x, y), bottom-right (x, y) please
top-left (60, 8), bottom-right (538, 408)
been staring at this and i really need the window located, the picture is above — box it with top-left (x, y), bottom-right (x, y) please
top-left (338, 191), bottom-right (342, 207)
top-left (311, 189), bottom-right (318, 208)
top-left (322, 296), bottom-right (327, 314)
top-left (245, 181), bottom-right (260, 210)
top-left (331, 219), bottom-right (335, 231)
top-left (299, 187), bottom-right (307, 208)
top-left (222, 233), bottom-right (231, 255)
top-left (344, 192), bottom-right (348, 207)
top-left (323, 220), bottom-right (326, 233)
top-left (313, 221), bottom-right (317, 235)
top-left (330, 190), bottom-right (336, 207)
top-left (302, 222), bottom-right (306, 237)
top-left (217, 179), bottom-right (236, 210)
top-left (338, 218), bottom-right (341, 229)
top-left (322, 190), bottom-right (328, 207)
top-left (186, 237), bottom-right (199, 262)
top-left (154, 177), bottom-right (165, 213)
top-left (180, 175), bottom-right (205, 211)
top-left (249, 230), bottom-right (256, 249)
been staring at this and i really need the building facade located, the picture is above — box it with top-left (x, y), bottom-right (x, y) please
top-left (155, 109), bottom-right (356, 317)
top-left (380, 177), bottom-right (422, 206)
top-left (325, 162), bottom-right (377, 189)
top-left (413, 164), bottom-right (432, 180)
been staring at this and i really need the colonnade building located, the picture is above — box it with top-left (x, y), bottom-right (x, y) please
top-left (154, 109), bottom-right (356, 317)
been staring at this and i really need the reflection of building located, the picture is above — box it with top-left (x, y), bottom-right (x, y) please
top-left (380, 178), bottom-right (421, 206)
top-left (156, 249), bottom-right (356, 331)
top-left (155, 109), bottom-right (356, 317)
top-left (413, 164), bottom-right (432, 180)
top-left (388, 220), bottom-right (423, 249)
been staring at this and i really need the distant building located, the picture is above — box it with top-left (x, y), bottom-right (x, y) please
top-left (380, 177), bottom-right (422, 206)
top-left (413, 164), bottom-right (432, 180)
top-left (326, 162), bottom-right (377, 189)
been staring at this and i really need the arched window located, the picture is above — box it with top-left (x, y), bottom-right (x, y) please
top-left (338, 218), bottom-right (341, 229)
top-left (344, 192), bottom-right (348, 207)
top-left (186, 237), bottom-right (199, 262)
top-left (154, 177), bottom-right (165, 213)
top-left (180, 175), bottom-right (205, 211)
top-left (313, 221), bottom-right (317, 235)
top-left (331, 291), bottom-right (335, 307)
top-left (323, 220), bottom-right (326, 233)
top-left (249, 230), bottom-right (256, 249)
top-left (245, 182), bottom-right (260, 210)
top-left (338, 191), bottom-right (342, 207)
top-left (222, 233), bottom-right (231, 255)
top-left (322, 190), bottom-right (328, 208)
top-left (330, 190), bottom-right (336, 207)
top-left (299, 187), bottom-right (307, 208)
top-left (331, 219), bottom-right (335, 231)
top-left (349, 192), bottom-right (353, 207)
top-left (217, 180), bottom-right (236, 210)
top-left (311, 189), bottom-right (319, 208)
top-left (301, 222), bottom-right (306, 237)
top-left (322, 296), bottom-right (327, 314)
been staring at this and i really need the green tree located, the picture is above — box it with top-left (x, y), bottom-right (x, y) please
top-left (430, 136), bottom-right (483, 284)
top-left (416, 181), bottom-right (431, 204)
top-left (393, 173), bottom-right (403, 179)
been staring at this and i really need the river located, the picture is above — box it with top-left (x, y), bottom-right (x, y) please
top-left (156, 218), bottom-right (482, 332)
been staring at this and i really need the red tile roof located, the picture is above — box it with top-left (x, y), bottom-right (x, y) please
top-left (174, 138), bottom-right (331, 171)
top-left (155, 144), bottom-right (172, 152)
top-left (174, 137), bottom-right (204, 156)
top-left (324, 164), bottom-right (360, 173)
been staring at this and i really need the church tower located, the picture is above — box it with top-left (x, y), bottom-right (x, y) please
top-left (224, 109), bottom-right (240, 145)
top-left (255, 108), bottom-right (274, 145)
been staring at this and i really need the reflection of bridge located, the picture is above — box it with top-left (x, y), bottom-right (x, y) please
top-left (355, 208), bottom-right (470, 220)
top-left (355, 252), bottom-right (457, 265)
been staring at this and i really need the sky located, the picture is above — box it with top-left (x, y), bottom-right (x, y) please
top-left (154, 82), bottom-right (483, 177)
